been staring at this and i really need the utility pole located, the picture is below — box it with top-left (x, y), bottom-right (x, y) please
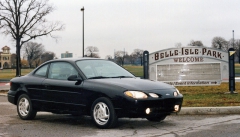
top-left (81, 7), bottom-right (85, 57)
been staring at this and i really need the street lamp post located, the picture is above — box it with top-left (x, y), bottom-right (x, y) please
top-left (81, 7), bottom-right (85, 57)
top-left (233, 30), bottom-right (234, 49)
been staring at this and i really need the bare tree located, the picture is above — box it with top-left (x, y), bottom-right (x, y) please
top-left (188, 40), bottom-right (204, 47)
top-left (235, 39), bottom-right (240, 63)
top-left (40, 51), bottom-right (55, 64)
top-left (22, 42), bottom-right (44, 68)
top-left (211, 37), bottom-right (228, 51)
top-left (128, 53), bottom-right (136, 65)
top-left (131, 49), bottom-right (144, 66)
top-left (105, 55), bottom-right (113, 60)
top-left (115, 50), bottom-right (127, 66)
top-left (0, 0), bottom-right (65, 76)
top-left (229, 38), bottom-right (240, 63)
top-left (228, 38), bottom-right (240, 49)
top-left (175, 43), bottom-right (182, 48)
top-left (85, 46), bottom-right (100, 58)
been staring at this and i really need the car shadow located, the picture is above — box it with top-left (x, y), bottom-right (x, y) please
top-left (32, 112), bottom-right (177, 129)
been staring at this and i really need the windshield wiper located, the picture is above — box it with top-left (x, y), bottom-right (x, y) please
top-left (111, 76), bottom-right (134, 78)
top-left (88, 76), bottom-right (134, 79)
top-left (88, 76), bottom-right (110, 79)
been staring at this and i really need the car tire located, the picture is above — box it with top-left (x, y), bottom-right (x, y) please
top-left (91, 97), bottom-right (117, 129)
top-left (146, 115), bottom-right (167, 122)
top-left (17, 94), bottom-right (37, 120)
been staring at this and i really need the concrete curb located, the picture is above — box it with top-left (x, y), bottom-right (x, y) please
top-left (179, 106), bottom-right (240, 115)
top-left (0, 79), bottom-right (10, 82)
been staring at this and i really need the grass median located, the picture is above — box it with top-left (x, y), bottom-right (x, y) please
top-left (177, 83), bottom-right (240, 107)
top-left (1, 65), bottom-right (240, 107)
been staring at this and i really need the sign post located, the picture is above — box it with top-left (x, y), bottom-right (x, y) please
top-left (143, 51), bottom-right (149, 79)
top-left (228, 48), bottom-right (236, 94)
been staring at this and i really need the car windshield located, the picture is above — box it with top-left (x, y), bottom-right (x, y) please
top-left (76, 60), bottom-right (135, 79)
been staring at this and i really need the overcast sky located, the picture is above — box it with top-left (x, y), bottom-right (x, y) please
top-left (1, 0), bottom-right (240, 58)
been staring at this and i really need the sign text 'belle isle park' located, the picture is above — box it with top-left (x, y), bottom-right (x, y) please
top-left (154, 47), bottom-right (225, 62)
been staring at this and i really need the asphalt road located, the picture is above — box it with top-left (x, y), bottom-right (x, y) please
top-left (1, 96), bottom-right (240, 137)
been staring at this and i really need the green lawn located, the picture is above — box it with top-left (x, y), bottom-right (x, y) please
top-left (177, 83), bottom-right (240, 107)
top-left (123, 65), bottom-right (143, 77)
top-left (0, 69), bottom-right (33, 79)
top-left (236, 64), bottom-right (240, 73)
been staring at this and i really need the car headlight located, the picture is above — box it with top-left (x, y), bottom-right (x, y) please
top-left (173, 91), bottom-right (178, 96)
top-left (124, 91), bottom-right (148, 99)
top-left (173, 88), bottom-right (181, 96)
top-left (149, 93), bottom-right (159, 98)
top-left (175, 88), bottom-right (180, 94)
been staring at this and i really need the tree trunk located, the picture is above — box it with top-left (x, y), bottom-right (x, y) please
top-left (16, 39), bottom-right (21, 76)
top-left (122, 57), bottom-right (124, 66)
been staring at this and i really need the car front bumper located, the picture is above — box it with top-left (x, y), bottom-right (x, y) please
top-left (114, 96), bottom-right (183, 118)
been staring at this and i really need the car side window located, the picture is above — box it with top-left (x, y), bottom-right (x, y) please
top-left (34, 64), bottom-right (49, 77)
top-left (48, 62), bottom-right (78, 80)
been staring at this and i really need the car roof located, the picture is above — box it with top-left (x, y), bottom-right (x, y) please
top-left (46, 57), bottom-right (103, 63)
top-left (29, 58), bottom-right (106, 75)
top-left (36, 58), bottom-right (107, 69)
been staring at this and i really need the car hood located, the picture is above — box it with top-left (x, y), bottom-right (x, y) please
top-left (88, 78), bottom-right (175, 91)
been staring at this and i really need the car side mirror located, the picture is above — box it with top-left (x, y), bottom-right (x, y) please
top-left (67, 75), bottom-right (82, 81)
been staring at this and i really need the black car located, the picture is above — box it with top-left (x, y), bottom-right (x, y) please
top-left (8, 58), bottom-right (183, 128)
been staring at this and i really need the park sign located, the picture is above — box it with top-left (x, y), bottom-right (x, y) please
top-left (148, 47), bottom-right (228, 86)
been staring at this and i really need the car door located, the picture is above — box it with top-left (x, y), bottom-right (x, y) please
top-left (41, 62), bottom-right (84, 111)
top-left (26, 64), bottom-right (49, 106)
